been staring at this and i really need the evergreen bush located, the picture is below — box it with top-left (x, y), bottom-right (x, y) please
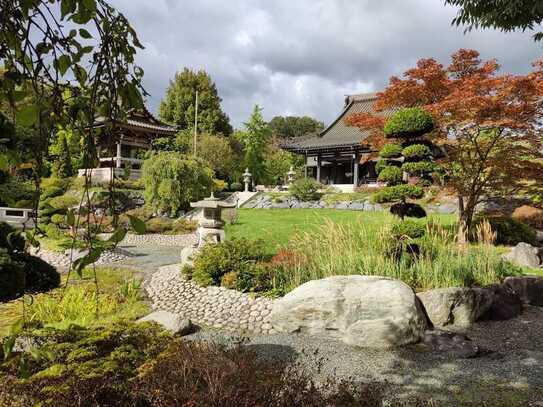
top-left (0, 250), bottom-right (25, 301)
top-left (192, 238), bottom-right (267, 287)
top-left (402, 161), bottom-right (435, 174)
top-left (475, 216), bottom-right (537, 246)
top-left (377, 166), bottom-right (403, 185)
top-left (402, 144), bottom-right (432, 159)
top-left (372, 184), bottom-right (424, 203)
top-left (391, 220), bottom-right (427, 239)
top-left (288, 178), bottom-right (322, 201)
top-left (383, 107), bottom-right (434, 138)
top-left (13, 253), bottom-right (60, 294)
top-left (379, 143), bottom-right (403, 158)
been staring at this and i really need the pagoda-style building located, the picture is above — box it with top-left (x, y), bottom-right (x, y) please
top-left (78, 107), bottom-right (177, 182)
top-left (282, 93), bottom-right (394, 192)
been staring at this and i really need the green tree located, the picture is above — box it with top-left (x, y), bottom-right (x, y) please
top-left (268, 116), bottom-right (324, 140)
top-left (50, 131), bottom-right (74, 178)
top-left (142, 152), bottom-right (214, 215)
top-left (197, 134), bottom-right (240, 182)
top-left (263, 144), bottom-right (304, 185)
top-left (445, 0), bottom-right (543, 41)
top-left (159, 68), bottom-right (232, 136)
top-left (373, 108), bottom-right (437, 219)
top-left (236, 105), bottom-right (271, 185)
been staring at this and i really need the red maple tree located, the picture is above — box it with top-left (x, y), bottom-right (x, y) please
top-left (346, 49), bottom-right (543, 228)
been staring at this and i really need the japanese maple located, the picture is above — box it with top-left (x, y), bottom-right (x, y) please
top-left (347, 49), bottom-right (543, 228)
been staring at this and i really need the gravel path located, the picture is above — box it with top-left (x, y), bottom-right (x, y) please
top-left (184, 307), bottom-right (543, 405)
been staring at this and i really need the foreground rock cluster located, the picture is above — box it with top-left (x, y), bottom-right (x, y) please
top-left (270, 276), bottom-right (427, 348)
top-left (146, 264), bottom-right (275, 335)
top-left (146, 264), bottom-right (543, 349)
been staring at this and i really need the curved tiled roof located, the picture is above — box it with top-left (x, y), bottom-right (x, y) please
top-left (283, 92), bottom-right (393, 153)
top-left (94, 107), bottom-right (178, 135)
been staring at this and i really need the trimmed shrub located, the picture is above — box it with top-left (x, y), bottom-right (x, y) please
top-left (41, 186), bottom-right (64, 199)
top-left (14, 254), bottom-right (60, 294)
top-left (379, 143), bottom-right (403, 158)
top-left (383, 107), bottom-right (434, 138)
top-left (390, 203), bottom-right (427, 219)
top-left (192, 238), bottom-right (266, 287)
top-left (230, 181), bottom-right (243, 191)
top-left (289, 178), bottom-right (322, 201)
top-left (372, 184), bottom-right (424, 203)
top-left (391, 220), bottom-right (426, 239)
top-left (476, 216), bottom-right (537, 246)
top-left (50, 213), bottom-right (66, 226)
top-left (402, 161), bottom-right (435, 174)
top-left (0, 250), bottom-right (25, 301)
top-left (512, 205), bottom-right (543, 229)
top-left (377, 166), bottom-right (403, 185)
top-left (375, 159), bottom-right (388, 174)
top-left (49, 194), bottom-right (78, 210)
top-left (402, 144), bottom-right (432, 160)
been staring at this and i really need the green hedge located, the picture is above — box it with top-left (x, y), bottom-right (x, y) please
top-left (391, 219), bottom-right (427, 239)
top-left (289, 178), bottom-right (322, 201)
top-left (372, 184), bottom-right (424, 203)
top-left (379, 143), bottom-right (403, 158)
top-left (384, 107), bottom-right (434, 139)
top-left (402, 144), bottom-right (432, 159)
top-left (476, 216), bottom-right (537, 246)
top-left (377, 166), bottom-right (403, 185)
top-left (402, 161), bottom-right (435, 174)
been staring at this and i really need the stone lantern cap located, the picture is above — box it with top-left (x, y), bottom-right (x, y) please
top-left (190, 195), bottom-right (236, 209)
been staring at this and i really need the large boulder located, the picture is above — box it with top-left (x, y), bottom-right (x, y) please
top-left (503, 242), bottom-right (541, 268)
top-left (504, 276), bottom-right (543, 306)
top-left (417, 287), bottom-right (494, 328)
top-left (137, 310), bottom-right (194, 335)
top-left (270, 275), bottom-right (427, 348)
top-left (480, 284), bottom-right (522, 321)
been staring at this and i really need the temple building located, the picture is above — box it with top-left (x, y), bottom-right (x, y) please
top-left (78, 107), bottom-right (177, 182)
top-left (282, 92), bottom-right (393, 192)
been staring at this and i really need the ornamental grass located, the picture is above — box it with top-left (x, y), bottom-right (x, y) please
top-left (272, 219), bottom-right (518, 293)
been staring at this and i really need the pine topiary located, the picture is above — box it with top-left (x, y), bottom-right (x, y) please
top-left (402, 144), bottom-right (432, 160)
top-left (377, 166), bottom-right (403, 185)
top-left (379, 143), bottom-right (403, 158)
top-left (383, 107), bottom-right (434, 139)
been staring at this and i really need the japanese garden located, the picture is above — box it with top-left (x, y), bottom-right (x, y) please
top-left (1, 0), bottom-right (543, 405)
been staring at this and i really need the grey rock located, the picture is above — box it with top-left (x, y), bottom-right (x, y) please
top-left (334, 202), bottom-right (350, 210)
top-left (180, 246), bottom-right (200, 269)
top-left (138, 310), bottom-right (194, 335)
top-left (421, 329), bottom-right (479, 358)
top-left (417, 287), bottom-right (494, 328)
top-left (480, 284), bottom-right (522, 321)
top-left (349, 202), bottom-right (366, 211)
top-left (270, 275), bottom-right (427, 348)
top-left (504, 276), bottom-right (543, 306)
top-left (503, 242), bottom-right (541, 268)
top-left (436, 203), bottom-right (458, 214)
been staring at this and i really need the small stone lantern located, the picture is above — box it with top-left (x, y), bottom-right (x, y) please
top-left (190, 194), bottom-right (236, 248)
top-left (242, 167), bottom-right (252, 192)
top-left (287, 165), bottom-right (296, 185)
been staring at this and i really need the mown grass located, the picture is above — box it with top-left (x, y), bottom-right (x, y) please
top-left (225, 208), bottom-right (456, 255)
top-left (0, 266), bottom-right (148, 337)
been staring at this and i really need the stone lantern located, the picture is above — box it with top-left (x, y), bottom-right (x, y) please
top-left (190, 193), bottom-right (236, 248)
top-left (287, 165), bottom-right (296, 185)
top-left (242, 167), bottom-right (252, 192)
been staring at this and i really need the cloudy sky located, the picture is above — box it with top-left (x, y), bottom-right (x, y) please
top-left (110, 0), bottom-right (542, 128)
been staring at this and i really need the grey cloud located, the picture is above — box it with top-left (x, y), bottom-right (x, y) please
top-left (110, 0), bottom-right (542, 128)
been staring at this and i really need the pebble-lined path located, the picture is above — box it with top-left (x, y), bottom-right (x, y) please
top-left (146, 264), bottom-right (276, 335)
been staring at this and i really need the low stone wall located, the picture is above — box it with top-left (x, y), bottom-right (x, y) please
top-left (99, 233), bottom-right (198, 247)
top-left (244, 194), bottom-right (458, 214)
top-left (30, 247), bottom-right (132, 270)
top-left (146, 264), bottom-right (275, 335)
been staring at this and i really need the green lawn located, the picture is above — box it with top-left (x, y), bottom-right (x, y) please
top-left (225, 208), bottom-right (456, 255)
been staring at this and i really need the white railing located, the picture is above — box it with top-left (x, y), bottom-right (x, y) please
top-left (0, 207), bottom-right (35, 229)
